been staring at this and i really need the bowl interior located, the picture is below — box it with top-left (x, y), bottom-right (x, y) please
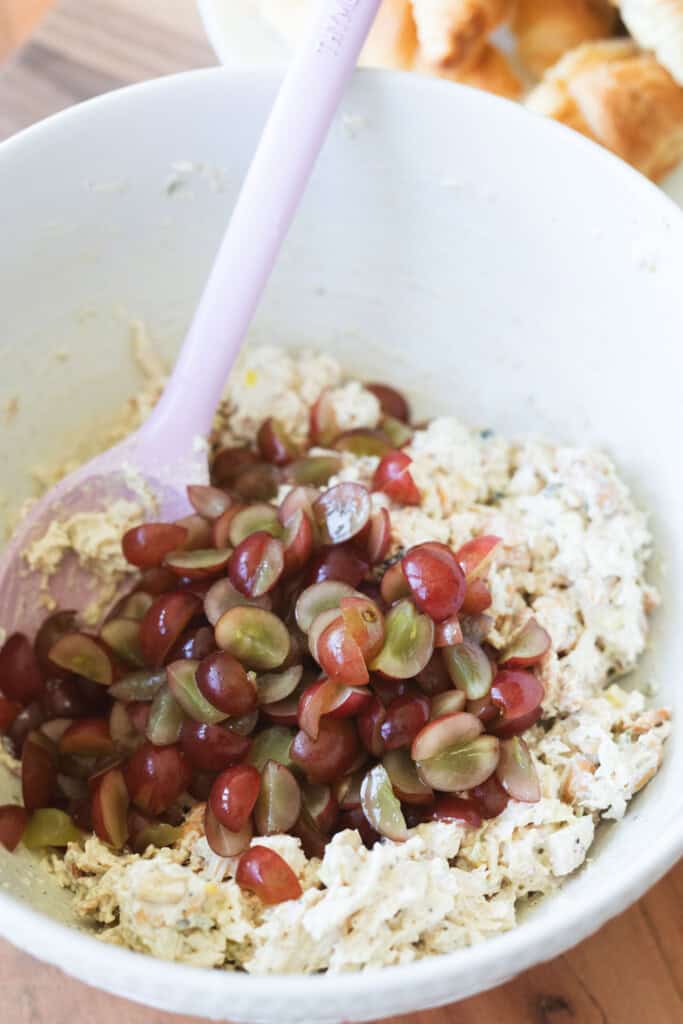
top-left (0, 69), bottom-right (682, 1022)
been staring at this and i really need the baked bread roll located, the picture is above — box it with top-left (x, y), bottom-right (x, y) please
top-left (411, 0), bottom-right (513, 72)
top-left (514, 0), bottom-right (617, 78)
top-left (526, 39), bottom-right (683, 179)
top-left (428, 43), bottom-right (523, 97)
top-left (255, 0), bottom-right (418, 69)
top-left (614, 0), bottom-right (683, 86)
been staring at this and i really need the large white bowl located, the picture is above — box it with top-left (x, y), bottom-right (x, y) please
top-left (0, 68), bottom-right (681, 1023)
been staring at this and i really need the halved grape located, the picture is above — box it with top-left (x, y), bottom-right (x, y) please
top-left (332, 430), bottom-right (391, 458)
top-left (431, 795), bottom-right (482, 828)
top-left (309, 389), bottom-right (340, 446)
top-left (357, 695), bottom-right (386, 757)
top-left (0, 805), bottom-right (28, 851)
top-left (195, 652), bottom-right (257, 717)
top-left (146, 686), bottom-right (185, 746)
top-left (258, 417), bottom-right (298, 465)
top-left (0, 695), bottom-right (22, 733)
top-left (22, 808), bottom-right (83, 850)
top-left (211, 446), bottom-right (259, 487)
top-left (415, 651), bottom-right (451, 697)
top-left (166, 659), bottom-right (227, 724)
top-left (307, 608), bottom-right (343, 663)
top-left (340, 596), bottom-right (385, 661)
top-left (139, 591), bottom-right (203, 668)
top-left (209, 764), bottom-right (261, 832)
top-left (381, 415), bottom-right (413, 448)
top-left (261, 686), bottom-right (302, 727)
top-left (360, 764), bottom-right (408, 841)
top-left (257, 665), bottom-right (303, 706)
top-left (443, 641), bottom-right (493, 700)
top-left (204, 803), bottom-right (253, 857)
top-left (231, 462), bottom-right (280, 501)
top-left (489, 670), bottom-right (545, 739)
top-left (34, 611), bottom-right (77, 676)
top-left (460, 579), bottom-right (493, 615)
top-left (313, 484), bottom-right (371, 547)
top-left (434, 615), bottom-right (464, 648)
top-left (317, 618), bottom-right (369, 687)
top-left (301, 782), bottom-right (338, 833)
top-left (39, 717), bottom-right (72, 744)
top-left (411, 711), bottom-right (483, 762)
top-left (336, 806), bottom-right (380, 849)
top-left (334, 769), bottom-right (364, 810)
top-left (454, 535), bottom-right (502, 580)
top-left (295, 581), bottom-right (356, 633)
top-left (236, 845), bottom-right (302, 904)
top-left (417, 733), bottom-right (500, 792)
top-left (382, 748), bottom-right (433, 806)
top-left (175, 513), bottom-right (214, 551)
top-left (496, 737), bottom-right (541, 803)
top-left (402, 543), bottom-right (466, 622)
top-left (379, 562), bottom-right (411, 605)
top-left (371, 600), bottom-right (434, 679)
top-left (281, 510), bottom-right (314, 575)
top-left (21, 732), bottom-right (56, 810)
top-left (370, 676), bottom-right (411, 706)
top-left (136, 567), bottom-right (178, 595)
top-left (59, 718), bottom-right (114, 757)
top-left (132, 822), bottom-right (182, 854)
top-left (180, 720), bottom-right (251, 773)
top-left (109, 701), bottom-right (144, 754)
top-left (361, 508), bottom-right (392, 566)
top-left (287, 455), bottom-right (341, 487)
top-left (373, 451), bottom-right (420, 505)
top-left (380, 693), bottom-right (430, 750)
top-left (108, 670), bottom-right (166, 702)
top-left (167, 624), bottom-right (215, 663)
top-left (212, 505), bottom-right (246, 548)
top-left (278, 485), bottom-right (319, 526)
top-left (122, 523), bottom-right (189, 569)
top-left (187, 484), bottom-right (232, 520)
top-left (430, 690), bottom-right (467, 719)
top-left (366, 383), bottom-right (410, 423)
top-left (49, 634), bottom-right (114, 686)
top-left (247, 726), bottom-right (294, 773)
top-left (304, 545), bottom-right (369, 587)
top-left (254, 761), bottom-right (301, 835)
top-left (164, 548), bottom-right (232, 580)
top-left (100, 618), bottom-right (145, 668)
top-left (215, 607), bottom-right (290, 671)
top-left (125, 742), bottom-right (191, 814)
top-left (112, 591), bottom-right (155, 622)
top-left (229, 532), bottom-right (285, 598)
top-left (9, 702), bottom-right (45, 755)
top-left (0, 633), bottom-right (45, 704)
top-left (298, 679), bottom-right (340, 741)
top-left (290, 718), bottom-right (359, 784)
top-left (228, 504), bottom-right (282, 547)
top-left (91, 767), bottom-right (129, 849)
top-left (499, 618), bottom-right (551, 668)
top-left (469, 774), bottom-right (510, 819)
top-left (460, 614), bottom-right (494, 644)
top-left (204, 578), bottom-right (271, 627)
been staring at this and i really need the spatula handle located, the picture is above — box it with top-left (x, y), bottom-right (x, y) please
top-left (146, 0), bottom-right (381, 446)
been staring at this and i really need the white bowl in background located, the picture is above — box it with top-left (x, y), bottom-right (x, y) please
top-left (0, 68), bottom-right (682, 1023)
top-left (196, 0), bottom-right (683, 206)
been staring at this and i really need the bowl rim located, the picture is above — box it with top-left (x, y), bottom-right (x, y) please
top-left (0, 65), bottom-right (682, 1008)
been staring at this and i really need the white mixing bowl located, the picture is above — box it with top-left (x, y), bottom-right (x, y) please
top-left (0, 68), bottom-right (681, 1023)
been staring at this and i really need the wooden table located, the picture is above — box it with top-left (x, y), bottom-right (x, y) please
top-left (0, 2), bottom-right (681, 1021)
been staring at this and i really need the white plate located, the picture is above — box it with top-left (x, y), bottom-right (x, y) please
top-left (197, 0), bottom-right (683, 206)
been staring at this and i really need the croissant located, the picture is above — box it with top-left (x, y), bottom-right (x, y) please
top-left (411, 0), bottom-right (513, 72)
top-left (514, 0), bottom-right (617, 78)
top-left (526, 39), bottom-right (683, 179)
top-left (614, 0), bottom-right (683, 86)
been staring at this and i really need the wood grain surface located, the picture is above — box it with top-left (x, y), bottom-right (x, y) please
top-left (0, 2), bottom-right (681, 1022)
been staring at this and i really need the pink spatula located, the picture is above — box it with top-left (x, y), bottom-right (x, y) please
top-left (0, 0), bottom-right (381, 635)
